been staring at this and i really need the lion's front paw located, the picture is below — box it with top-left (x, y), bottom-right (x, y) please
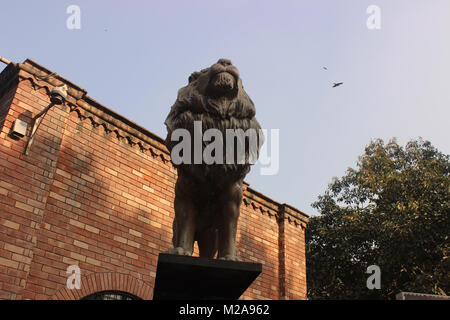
top-left (165, 247), bottom-right (192, 256)
top-left (219, 254), bottom-right (241, 262)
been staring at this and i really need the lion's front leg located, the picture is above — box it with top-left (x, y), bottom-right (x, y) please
top-left (166, 183), bottom-right (197, 256)
top-left (217, 181), bottom-right (243, 261)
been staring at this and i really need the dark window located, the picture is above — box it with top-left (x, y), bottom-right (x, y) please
top-left (81, 290), bottom-right (141, 300)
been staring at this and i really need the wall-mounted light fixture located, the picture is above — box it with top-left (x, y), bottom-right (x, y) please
top-left (11, 119), bottom-right (28, 139)
top-left (50, 84), bottom-right (68, 105)
top-left (24, 84), bottom-right (68, 155)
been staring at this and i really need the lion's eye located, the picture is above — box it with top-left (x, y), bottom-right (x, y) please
top-left (188, 72), bottom-right (200, 83)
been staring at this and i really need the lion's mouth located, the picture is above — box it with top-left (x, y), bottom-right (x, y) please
top-left (210, 71), bottom-right (236, 93)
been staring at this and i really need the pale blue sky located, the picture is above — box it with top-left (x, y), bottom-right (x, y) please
top-left (1, 1), bottom-right (449, 215)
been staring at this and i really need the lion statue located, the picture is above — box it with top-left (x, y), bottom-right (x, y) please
top-left (164, 58), bottom-right (263, 261)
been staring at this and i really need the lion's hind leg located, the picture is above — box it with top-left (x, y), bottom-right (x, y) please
top-left (216, 180), bottom-right (243, 261)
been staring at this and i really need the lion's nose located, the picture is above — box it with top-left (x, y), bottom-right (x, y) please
top-left (218, 58), bottom-right (232, 66)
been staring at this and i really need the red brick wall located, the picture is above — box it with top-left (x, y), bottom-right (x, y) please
top-left (0, 60), bottom-right (308, 300)
top-left (281, 205), bottom-right (308, 299)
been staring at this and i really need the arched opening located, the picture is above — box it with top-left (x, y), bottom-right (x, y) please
top-left (51, 272), bottom-right (153, 300)
top-left (81, 290), bottom-right (141, 300)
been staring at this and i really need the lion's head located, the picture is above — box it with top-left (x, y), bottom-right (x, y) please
top-left (165, 59), bottom-right (257, 131)
top-left (164, 59), bottom-right (263, 179)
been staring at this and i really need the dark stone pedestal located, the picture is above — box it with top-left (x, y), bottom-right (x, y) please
top-left (153, 253), bottom-right (262, 300)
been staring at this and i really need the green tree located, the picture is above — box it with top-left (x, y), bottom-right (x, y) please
top-left (306, 138), bottom-right (449, 299)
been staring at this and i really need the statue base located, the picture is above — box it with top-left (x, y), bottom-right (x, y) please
top-left (153, 253), bottom-right (262, 300)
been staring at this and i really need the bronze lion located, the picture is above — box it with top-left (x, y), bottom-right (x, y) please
top-left (164, 58), bottom-right (263, 260)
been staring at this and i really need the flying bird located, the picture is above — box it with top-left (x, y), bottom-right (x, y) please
top-left (332, 82), bottom-right (343, 88)
top-left (323, 67), bottom-right (328, 70)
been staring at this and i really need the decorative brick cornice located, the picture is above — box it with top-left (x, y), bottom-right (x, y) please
top-left (15, 59), bottom-right (171, 163)
top-left (278, 203), bottom-right (308, 229)
top-left (243, 185), bottom-right (309, 228)
top-left (67, 101), bottom-right (170, 164)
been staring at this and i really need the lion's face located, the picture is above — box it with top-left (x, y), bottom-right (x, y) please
top-left (166, 59), bottom-right (255, 123)
top-left (188, 59), bottom-right (241, 99)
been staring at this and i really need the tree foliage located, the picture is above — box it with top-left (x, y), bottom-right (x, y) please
top-left (306, 138), bottom-right (449, 299)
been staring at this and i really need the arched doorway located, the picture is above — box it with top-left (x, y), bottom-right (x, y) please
top-left (50, 272), bottom-right (153, 300)
top-left (82, 290), bottom-right (141, 300)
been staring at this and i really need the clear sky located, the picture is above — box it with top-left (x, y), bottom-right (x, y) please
top-left (1, 1), bottom-right (449, 215)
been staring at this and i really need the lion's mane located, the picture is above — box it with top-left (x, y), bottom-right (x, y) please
top-left (164, 60), bottom-right (263, 185)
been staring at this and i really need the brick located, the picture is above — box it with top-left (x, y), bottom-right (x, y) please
top-left (122, 192), bottom-right (135, 201)
top-left (86, 257), bottom-right (101, 267)
top-left (4, 243), bottom-right (25, 255)
top-left (105, 167), bottom-right (118, 176)
top-left (129, 229), bottom-right (142, 238)
top-left (85, 225), bottom-right (99, 234)
top-left (137, 215), bottom-right (150, 224)
top-left (73, 240), bottom-right (88, 250)
top-left (132, 169), bottom-right (142, 177)
top-left (0, 181), bottom-right (14, 190)
top-left (52, 181), bottom-right (68, 191)
top-left (15, 201), bottom-right (34, 213)
top-left (94, 210), bottom-right (109, 220)
top-left (150, 221), bottom-right (161, 229)
top-left (159, 198), bottom-right (171, 207)
top-left (11, 253), bottom-right (32, 264)
top-left (126, 252), bottom-right (138, 260)
top-left (70, 252), bottom-right (86, 262)
top-left (69, 219), bottom-right (85, 229)
top-left (81, 173), bottom-right (95, 184)
top-left (3, 220), bottom-right (20, 230)
top-left (143, 185), bottom-right (154, 193)
top-left (49, 191), bottom-right (65, 203)
top-left (0, 257), bottom-right (19, 269)
top-left (113, 236), bottom-right (127, 244)
top-left (66, 198), bottom-right (81, 208)
top-left (55, 168), bottom-right (71, 179)
top-left (127, 240), bottom-right (140, 248)
top-left (0, 187), bottom-right (8, 196)
top-left (62, 257), bottom-right (78, 265)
